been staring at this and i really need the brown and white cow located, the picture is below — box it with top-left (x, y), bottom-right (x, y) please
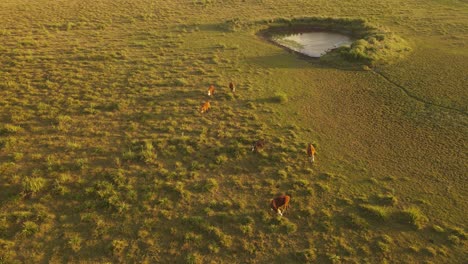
top-left (207, 85), bottom-right (215, 96)
top-left (251, 139), bottom-right (266, 152)
top-left (229, 82), bottom-right (235, 93)
top-left (270, 195), bottom-right (291, 216)
top-left (307, 143), bottom-right (316, 163)
top-left (200, 101), bottom-right (211, 113)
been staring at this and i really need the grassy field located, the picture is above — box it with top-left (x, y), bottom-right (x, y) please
top-left (0, 0), bottom-right (467, 263)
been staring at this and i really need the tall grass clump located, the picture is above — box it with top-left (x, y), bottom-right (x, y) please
top-left (295, 248), bottom-right (317, 263)
top-left (358, 204), bottom-right (390, 222)
top-left (22, 177), bottom-right (47, 195)
top-left (185, 252), bottom-right (203, 264)
top-left (21, 221), bottom-right (39, 236)
top-left (272, 92), bottom-right (288, 104)
top-left (0, 124), bottom-right (22, 135)
top-left (395, 207), bottom-right (428, 230)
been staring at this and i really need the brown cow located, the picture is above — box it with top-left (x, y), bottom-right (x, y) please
top-left (229, 82), bottom-right (235, 93)
top-left (307, 143), bottom-right (316, 163)
top-left (200, 101), bottom-right (211, 113)
top-left (251, 139), bottom-right (266, 152)
top-left (271, 195), bottom-right (291, 216)
top-left (207, 85), bottom-right (215, 96)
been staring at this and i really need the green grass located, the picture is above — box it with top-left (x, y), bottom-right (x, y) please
top-left (0, 0), bottom-right (466, 263)
top-left (395, 206), bottom-right (429, 230)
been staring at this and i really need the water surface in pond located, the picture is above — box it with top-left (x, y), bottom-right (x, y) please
top-left (272, 32), bottom-right (353, 58)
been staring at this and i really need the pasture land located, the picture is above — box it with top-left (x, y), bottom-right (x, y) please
top-left (0, 0), bottom-right (467, 263)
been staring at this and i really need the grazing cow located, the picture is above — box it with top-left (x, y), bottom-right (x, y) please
top-left (200, 101), bottom-right (211, 113)
top-left (229, 82), bottom-right (235, 93)
top-left (208, 85), bottom-right (215, 96)
top-left (251, 139), bottom-right (266, 152)
top-left (271, 195), bottom-right (291, 216)
top-left (307, 143), bottom-right (316, 163)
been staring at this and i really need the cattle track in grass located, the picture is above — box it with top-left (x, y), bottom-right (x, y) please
top-left (372, 69), bottom-right (468, 116)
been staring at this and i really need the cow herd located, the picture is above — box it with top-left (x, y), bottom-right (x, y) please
top-left (199, 83), bottom-right (317, 217)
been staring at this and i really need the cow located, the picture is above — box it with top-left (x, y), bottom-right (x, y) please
top-left (271, 195), bottom-right (291, 216)
top-left (307, 143), bottom-right (316, 163)
top-left (251, 139), bottom-right (266, 152)
top-left (229, 82), bottom-right (235, 93)
top-left (200, 101), bottom-right (211, 113)
top-left (208, 85), bottom-right (215, 96)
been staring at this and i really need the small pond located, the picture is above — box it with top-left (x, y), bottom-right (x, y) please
top-left (271, 32), bottom-right (353, 58)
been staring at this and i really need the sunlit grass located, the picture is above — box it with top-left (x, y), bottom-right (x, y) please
top-left (0, 0), bottom-right (465, 263)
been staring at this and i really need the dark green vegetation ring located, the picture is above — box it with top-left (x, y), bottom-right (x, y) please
top-left (226, 17), bottom-right (412, 66)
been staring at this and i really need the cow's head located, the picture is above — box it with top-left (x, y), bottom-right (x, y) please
top-left (277, 209), bottom-right (283, 216)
